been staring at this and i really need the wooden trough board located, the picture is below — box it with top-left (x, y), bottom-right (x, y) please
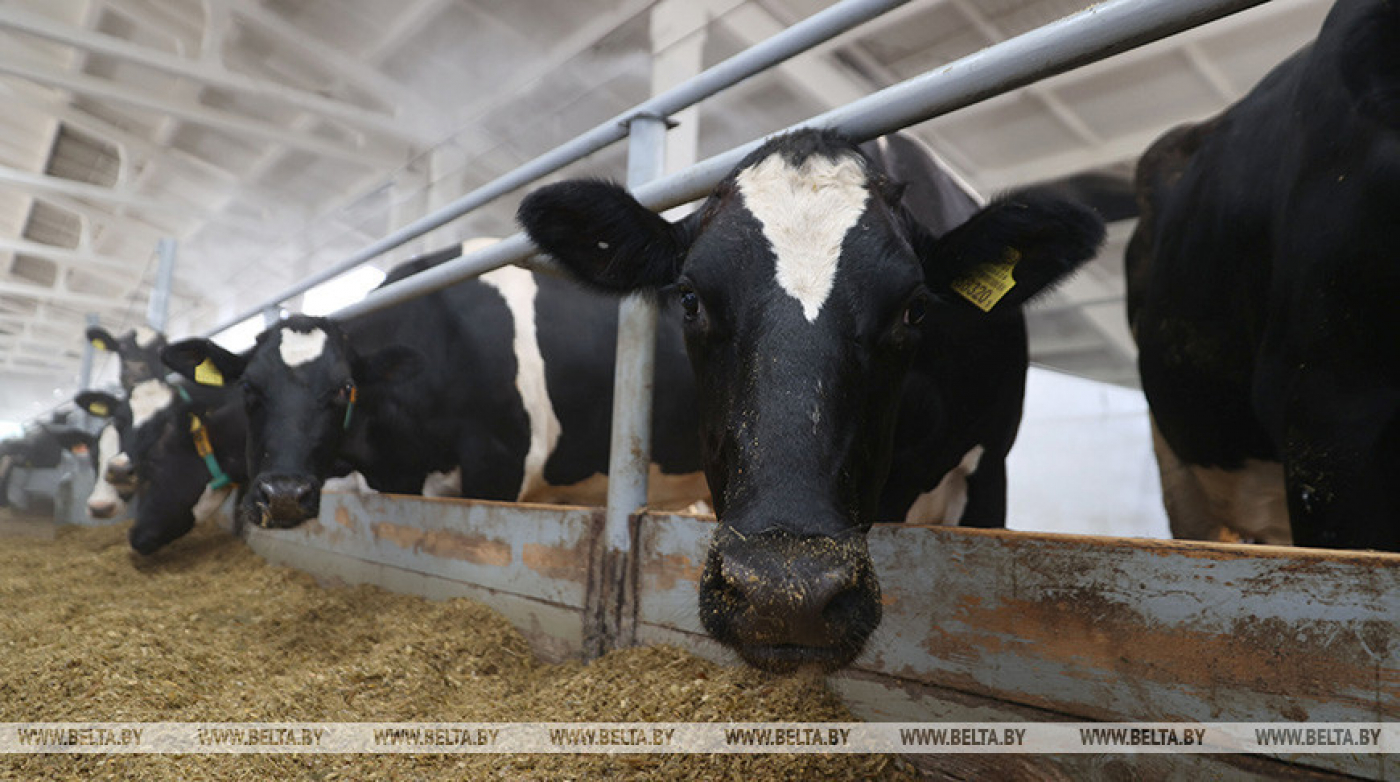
top-left (229, 491), bottom-right (1397, 780)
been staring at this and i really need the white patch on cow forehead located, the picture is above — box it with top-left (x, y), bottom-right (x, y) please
top-left (130, 379), bottom-right (174, 428)
top-left (736, 152), bottom-right (869, 323)
top-left (133, 325), bottom-right (159, 348)
top-left (279, 328), bottom-right (328, 368)
top-left (97, 425), bottom-right (119, 461)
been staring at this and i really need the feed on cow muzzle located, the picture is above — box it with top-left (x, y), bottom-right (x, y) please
top-left (242, 474), bottom-right (320, 529)
top-left (698, 526), bottom-right (881, 673)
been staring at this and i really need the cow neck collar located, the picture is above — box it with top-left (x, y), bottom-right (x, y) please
top-left (343, 383), bottom-right (357, 431)
top-left (175, 386), bottom-right (233, 490)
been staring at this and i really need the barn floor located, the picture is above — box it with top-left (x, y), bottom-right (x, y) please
top-left (0, 511), bottom-right (919, 781)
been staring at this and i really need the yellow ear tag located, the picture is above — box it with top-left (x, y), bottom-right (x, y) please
top-left (90, 339), bottom-right (104, 350)
top-left (89, 402), bottom-right (109, 416)
top-left (194, 358), bottom-right (224, 387)
top-left (951, 247), bottom-right (1021, 313)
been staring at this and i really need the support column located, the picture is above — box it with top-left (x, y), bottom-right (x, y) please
top-left (146, 237), bottom-right (176, 332)
top-left (77, 313), bottom-right (98, 390)
top-left (586, 0), bottom-right (711, 658)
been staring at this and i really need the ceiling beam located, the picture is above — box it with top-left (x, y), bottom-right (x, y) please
top-left (0, 4), bottom-right (431, 148)
top-left (0, 54), bottom-right (406, 167)
top-left (0, 234), bottom-right (149, 276)
top-left (712, 1), bottom-right (984, 197)
top-left (0, 77), bottom-right (242, 186)
top-left (0, 275), bottom-right (143, 312)
top-left (223, 0), bottom-right (434, 122)
top-left (944, 0), bottom-right (1101, 146)
top-left (0, 161), bottom-right (264, 231)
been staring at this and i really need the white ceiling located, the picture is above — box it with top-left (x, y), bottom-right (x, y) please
top-left (0, 0), bottom-right (1332, 424)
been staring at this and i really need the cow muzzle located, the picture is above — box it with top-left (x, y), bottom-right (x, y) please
top-left (248, 474), bottom-right (320, 528)
top-left (698, 525), bottom-right (880, 673)
top-left (105, 454), bottom-right (137, 497)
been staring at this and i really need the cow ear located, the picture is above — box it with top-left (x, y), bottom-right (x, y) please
top-left (918, 188), bottom-right (1105, 315)
top-left (1338, 2), bottom-right (1400, 127)
top-left (517, 179), bottom-right (692, 293)
top-left (85, 326), bottom-right (119, 353)
top-left (162, 339), bottom-right (247, 387)
top-left (75, 391), bottom-right (121, 419)
top-left (356, 345), bottom-right (422, 387)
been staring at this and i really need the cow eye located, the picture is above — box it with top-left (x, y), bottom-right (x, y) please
top-left (336, 382), bottom-right (355, 403)
top-left (904, 294), bottom-right (929, 327)
top-left (240, 381), bottom-right (263, 407)
top-left (678, 284), bottom-right (701, 321)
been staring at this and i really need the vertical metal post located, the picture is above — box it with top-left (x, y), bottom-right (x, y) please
top-left (147, 238), bottom-right (177, 332)
top-left (77, 313), bottom-right (99, 390)
top-left (589, 113), bottom-right (667, 656)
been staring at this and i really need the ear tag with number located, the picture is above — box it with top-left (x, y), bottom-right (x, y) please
top-left (194, 358), bottom-right (224, 387)
top-left (951, 247), bottom-right (1021, 312)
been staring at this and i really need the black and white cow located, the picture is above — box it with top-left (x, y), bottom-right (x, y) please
top-left (0, 419), bottom-right (96, 509)
top-left (75, 379), bottom-right (247, 554)
top-left (1127, 0), bottom-right (1400, 551)
top-left (162, 243), bottom-right (707, 530)
top-left (71, 390), bottom-right (135, 519)
top-left (519, 129), bottom-right (1103, 671)
top-left (86, 325), bottom-right (167, 391)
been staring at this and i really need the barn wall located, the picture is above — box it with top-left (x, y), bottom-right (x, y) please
top-left (1007, 367), bottom-right (1169, 538)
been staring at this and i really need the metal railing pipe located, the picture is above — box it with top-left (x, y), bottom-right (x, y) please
top-left (327, 0), bottom-right (1266, 325)
top-left (203, 0), bottom-right (909, 337)
top-left (629, 0), bottom-right (1269, 213)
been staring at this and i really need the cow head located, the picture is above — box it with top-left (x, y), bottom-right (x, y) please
top-left (75, 390), bottom-right (136, 518)
top-left (78, 380), bottom-right (235, 554)
top-left (164, 317), bottom-right (420, 530)
top-left (87, 326), bottom-right (167, 391)
top-left (519, 129), bottom-right (1103, 671)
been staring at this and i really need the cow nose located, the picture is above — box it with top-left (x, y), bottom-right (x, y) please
top-left (253, 475), bottom-right (319, 527)
top-left (718, 549), bottom-right (857, 641)
top-left (87, 498), bottom-right (118, 519)
top-left (128, 528), bottom-right (163, 556)
top-left (699, 528), bottom-right (879, 672)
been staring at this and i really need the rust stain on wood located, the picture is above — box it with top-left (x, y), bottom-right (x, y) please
top-left (334, 506), bottom-right (353, 530)
top-left (641, 552), bottom-right (703, 592)
top-left (880, 521), bottom-right (1400, 567)
top-left (918, 584), bottom-right (1394, 710)
top-left (522, 542), bottom-right (589, 583)
top-left (370, 521), bottom-right (511, 566)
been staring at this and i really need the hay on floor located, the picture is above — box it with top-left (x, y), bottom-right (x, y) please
top-left (0, 511), bottom-right (918, 781)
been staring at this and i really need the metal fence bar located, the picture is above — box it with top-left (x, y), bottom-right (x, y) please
top-left (590, 113), bottom-right (670, 655)
top-left (202, 0), bottom-right (909, 337)
top-left (330, 0), bottom-right (1266, 325)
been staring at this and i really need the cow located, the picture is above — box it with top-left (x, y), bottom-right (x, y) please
top-left (70, 390), bottom-right (135, 519)
top-left (161, 242), bottom-right (708, 531)
top-left (0, 419), bottom-right (96, 510)
top-left (517, 128), bottom-right (1104, 671)
top-left (1126, 0), bottom-right (1400, 552)
top-left (86, 325), bottom-right (167, 391)
top-left (75, 378), bottom-right (247, 554)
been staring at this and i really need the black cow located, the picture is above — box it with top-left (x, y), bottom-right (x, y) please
top-left (162, 243), bottom-right (707, 530)
top-left (0, 420), bottom-right (96, 509)
top-left (1126, 0), bottom-right (1400, 551)
top-left (518, 128), bottom-right (1103, 671)
top-left (86, 325), bottom-right (167, 391)
top-left (75, 378), bottom-right (247, 554)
